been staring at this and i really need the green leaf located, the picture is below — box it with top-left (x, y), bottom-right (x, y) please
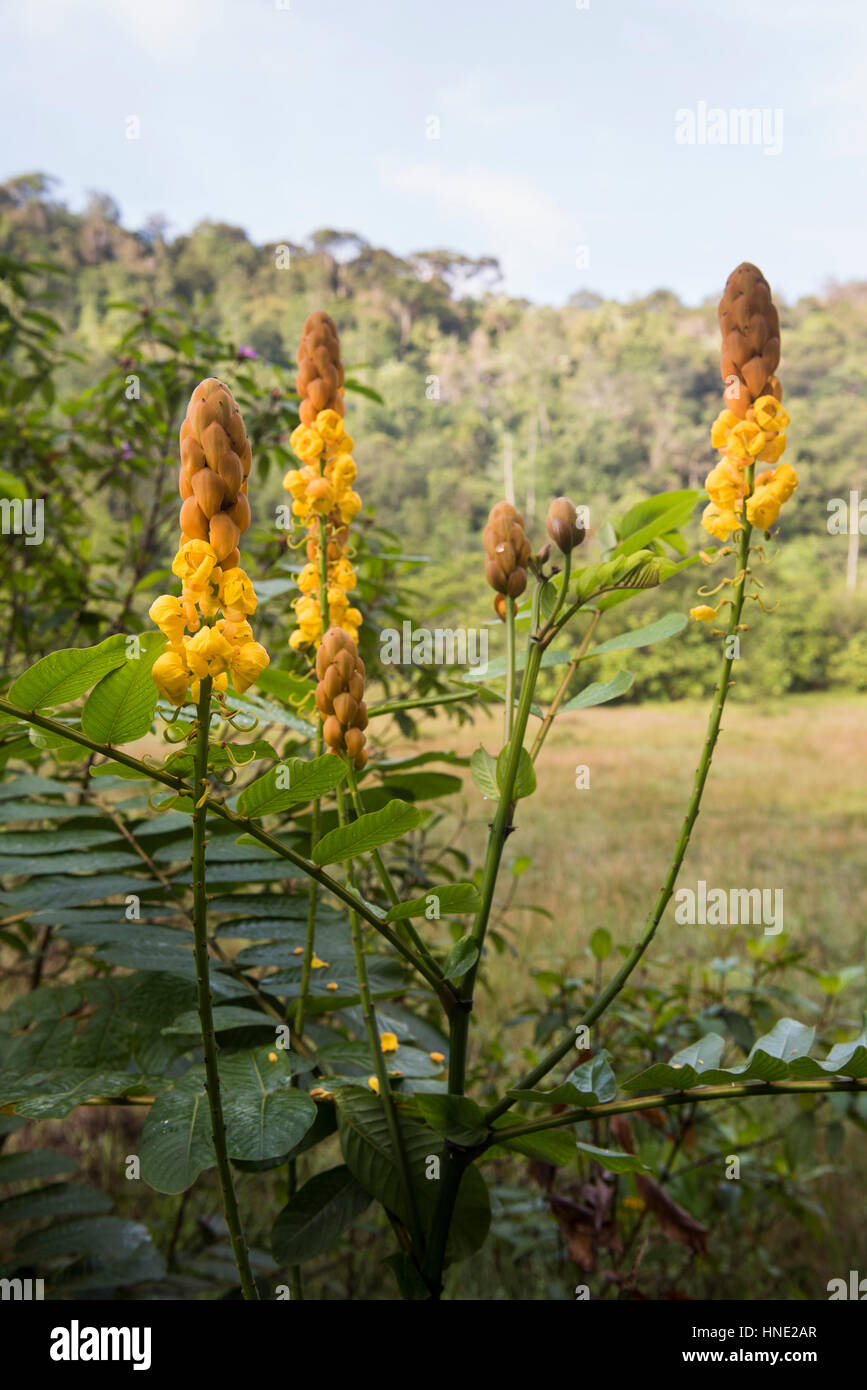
top-left (790, 1029), bottom-right (867, 1080)
top-left (80, 633), bottom-right (162, 744)
top-left (613, 490), bottom-right (700, 555)
top-left (576, 1141), bottom-right (650, 1173)
top-left (442, 937), bottom-right (480, 982)
top-left (0, 1149), bottom-right (77, 1183)
top-left (586, 612), bottom-right (687, 657)
top-left (508, 1053), bottom-right (618, 1108)
top-left (235, 754), bottom-right (348, 817)
top-left (140, 1075), bottom-right (216, 1194)
top-left (219, 1048), bottom-right (317, 1162)
top-left (470, 746), bottom-right (499, 800)
top-left (0, 1181), bottom-right (112, 1224)
top-left (490, 1126), bottom-right (577, 1166)
top-left (385, 883), bottom-right (480, 921)
top-left (497, 744), bottom-right (536, 800)
top-left (312, 800), bottom-right (425, 865)
top-left (621, 1033), bottom-right (726, 1090)
top-left (336, 1088), bottom-right (490, 1262)
top-left (590, 927), bottom-right (612, 960)
top-left (271, 1165), bottom-right (371, 1264)
top-left (414, 1094), bottom-right (488, 1145)
top-left (8, 634), bottom-right (128, 710)
top-left (561, 670), bottom-right (634, 711)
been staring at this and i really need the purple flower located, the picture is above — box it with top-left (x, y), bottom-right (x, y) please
top-left (120, 441), bottom-right (133, 460)
top-left (237, 344), bottom-right (259, 361)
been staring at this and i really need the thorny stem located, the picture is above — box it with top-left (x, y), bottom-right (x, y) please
top-left (485, 490), bottom-right (756, 1124)
top-left (191, 678), bottom-right (258, 1301)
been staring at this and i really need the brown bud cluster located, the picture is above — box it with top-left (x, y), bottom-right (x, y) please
top-left (315, 627), bottom-right (368, 769)
top-left (483, 501), bottom-right (532, 598)
top-left (296, 311), bottom-right (346, 427)
top-left (178, 379), bottom-right (252, 566)
top-left (546, 496), bottom-right (586, 554)
top-left (718, 263), bottom-right (782, 420)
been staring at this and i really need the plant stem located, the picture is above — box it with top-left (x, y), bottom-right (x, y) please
top-left (191, 677), bottom-right (258, 1301)
top-left (485, 502), bottom-right (755, 1124)
top-left (336, 784), bottom-right (427, 1263)
top-left (529, 609), bottom-right (601, 762)
top-left (504, 596), bottom-right (515, 743)
top-left (486, 1077), bottom-right (866, 1145)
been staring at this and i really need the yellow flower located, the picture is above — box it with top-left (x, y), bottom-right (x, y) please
top-left (326, 981), bottom-right (339, 991)
top-left (429, 1051), bottom-right (445, 1065)
top-left (757, 432), bottom-right (787, 464)
top-left (310, 953), bottom-right (330, 969)
top-left (379, 1032), bottom-right (399, 1054)
top-left (149, 595), bottom-right (186, 645)
top-left (705, 460), bottom-right (747, 510)
top-left (229, 639), bottom-right (269, 695)
top-left (315, 409), bottom-right (345, 444)
top-left (367, 1076), bottom-right (380, 1095)
top-left (172, 540), bottom-right (218, 587)
top-left (339, 490), bottom-right (362, 523)
top-left (152, 647), bottom-right (191, 704)
top-left (283, 468), bottom-right (308, 499)
top-left (185, 625), bottom-right (233, 679)
top-left (330, 453), bottom-right (357, 489)
top-left (701, 502), bottom-right (742, 542)
top-left (297, 563), bottom-right (320, 593)
top-left (770, 462), bottom-right (798, 503)
top-left (752, 396), bottom-right (790, 432)
top-left (727, 420), bottom-right (766, 460)
top-left (690, 605), bottom-right (717, 622)
top-left (710, 409), bottom-right (739, 451)
top-left (745, 485), bottom-right (782, 531)
top-left (290, 424), bottom-right (324, 461)
top-left (219, 566), bottom-right (258, 616)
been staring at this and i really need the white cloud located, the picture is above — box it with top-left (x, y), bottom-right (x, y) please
top-left (378, 159), bottom-right (579, 291)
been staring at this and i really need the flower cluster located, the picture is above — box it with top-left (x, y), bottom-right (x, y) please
top-left (314, 627), bottom-right (368, 769)
top-left (483, 502), bottom-right (532, 617)
top-left (702, 264), bottom-right (798, 543)
top-left (283, 313), bottom-right (362, 650)
top-left (149, 379), bottom-right (269, 705)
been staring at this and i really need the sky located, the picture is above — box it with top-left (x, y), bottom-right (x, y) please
top-left (1, 0), bottom-right (865, 306)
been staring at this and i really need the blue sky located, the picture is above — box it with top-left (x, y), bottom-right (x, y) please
top-left (1, 0), bottom-right (864, 305)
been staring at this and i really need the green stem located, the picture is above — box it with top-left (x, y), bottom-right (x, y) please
top-left (336, 784), bottom-right (427, 1264)
top-left (191, 677), bottom-right (258, 1301)
top-left (485, 498), bottom-right (756, 1125)
top-left (504, 596), bottom-right (515, 743)
top-left (529, 608), bottom-right (601, 762)
top-left (486, 1077), bottom-right (867, 1145)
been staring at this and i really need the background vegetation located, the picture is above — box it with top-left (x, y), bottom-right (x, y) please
top-left (0, 173), bottom-right (865, 1301)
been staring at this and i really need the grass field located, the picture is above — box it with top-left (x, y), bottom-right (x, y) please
top-left (399, 693), bottom-right (867, 1011)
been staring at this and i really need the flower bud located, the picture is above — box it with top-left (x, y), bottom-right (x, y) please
top-left (546, 497), bottom-right (585, 554)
